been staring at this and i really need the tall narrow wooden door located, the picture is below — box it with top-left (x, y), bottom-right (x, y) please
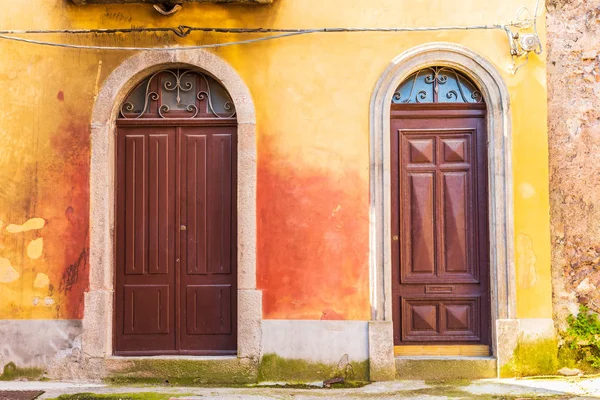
top-left (391, 104), bottom-right (490, 347)
top-left (115, 122), bottom-right (237, 356)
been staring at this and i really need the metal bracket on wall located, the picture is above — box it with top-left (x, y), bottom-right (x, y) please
top-left (503, 6), bottom-right (543, 74)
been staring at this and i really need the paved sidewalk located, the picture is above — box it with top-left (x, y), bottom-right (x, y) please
top-left (1, 377), bottom-right (600, 399)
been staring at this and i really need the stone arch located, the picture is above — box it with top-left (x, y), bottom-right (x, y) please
top-left (82, 50), bottom-right (261, 361)
top-left (368, 43), bottom-right (515, 378)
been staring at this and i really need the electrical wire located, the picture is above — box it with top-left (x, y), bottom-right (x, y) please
top-left (0, 30), bottom-right (315, 51)
top-left (0, 23), bottom-right (529, 36)
top-left (0, 21), bottom-right (535, 51)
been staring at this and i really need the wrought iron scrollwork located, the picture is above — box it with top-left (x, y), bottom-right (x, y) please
top-left (392, 66), bottom-right (484, 104)
top-left (120, 68), bottom-right (236, 119)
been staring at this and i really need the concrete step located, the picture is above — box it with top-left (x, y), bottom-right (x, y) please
top-left (395, 356), bottom-right (497, 380)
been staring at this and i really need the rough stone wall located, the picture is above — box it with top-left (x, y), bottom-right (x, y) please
top-left (547, 0), bottom-right (600, 330)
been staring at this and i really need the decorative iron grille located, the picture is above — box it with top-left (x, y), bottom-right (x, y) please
top-left (120, 69), bottom-right (236, 119)
top-left (392, 66), bottom-right (484, 104)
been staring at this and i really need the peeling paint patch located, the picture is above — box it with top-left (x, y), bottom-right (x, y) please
top-left (44, 297), bottom-right (55, 306)
top-left (94, 60), bottom-right (103, 99)
top-left (6, 218), bottom-right (45, 233)
top-left (0, 257), bottom-right (20, 283)
top-left (27, 238), bottom-right (43, 259)
top-left (519, 182), bottom-right (536, 199)
top-left (331, 204), bottom-right (342, 217)
top-left (517, 233), bottom-right (538, 289)
top-left (321, 309), bottom-right (344, 320)
top-left (33, 272), bottom-right (49, 288)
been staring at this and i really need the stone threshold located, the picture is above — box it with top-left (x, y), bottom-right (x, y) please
top-left (395, 356), bottom-right (497, 380)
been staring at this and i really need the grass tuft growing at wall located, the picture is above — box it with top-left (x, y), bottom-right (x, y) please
top-left (0, 362), bottom-right (45, 381)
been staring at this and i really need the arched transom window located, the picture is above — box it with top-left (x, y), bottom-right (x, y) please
top-left (392, 66), bottom-right (483, 104)
top-left (120, 68), bottom-right (236, 119)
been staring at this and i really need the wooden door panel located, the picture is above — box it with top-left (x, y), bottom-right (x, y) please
top-left (441, 137), bottom-right (469, 164)
top-left (391, 106), bottom-right (490, 347)
top-left (124, 135), bottom-right (147, 275)
top-left (116, 127), bottom-right (176, 354)
top-left (123, 285), bottom-right (170, 335)
top-left (401, 297), bottom-right (480, 342)
top-left (184, 134), bottom-right (208, 276)
top-left (148, 135), bottom-right (172, 275)
top-left (208, 134), bottom-right (233, 275)
top-left (185, 284), bottom-right (232, 335)
top-left (442, 299), bottom-right (479, 338)
top-left (441, 172), bottom-right (470, 275)
top-left (405, 173), bottom-right (436, 279)
top-left (403, 300), bottom-right (439, 338)
top-left (407, 138), bottom-right (435, 165)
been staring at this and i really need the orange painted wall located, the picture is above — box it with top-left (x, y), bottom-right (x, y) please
top-left (257, 136), bottom-right (370, 320)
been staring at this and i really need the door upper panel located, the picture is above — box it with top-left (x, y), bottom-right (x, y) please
top-left (400, 129), bottom-right (478, 284)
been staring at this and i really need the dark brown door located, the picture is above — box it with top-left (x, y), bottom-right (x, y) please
top-left (391, 104), bottom-right (490, 346)
top-left (115, 121), bottom-right (237, 356)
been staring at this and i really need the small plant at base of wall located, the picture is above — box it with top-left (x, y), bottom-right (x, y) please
top-left (561, 305), bottom-right (600, 371)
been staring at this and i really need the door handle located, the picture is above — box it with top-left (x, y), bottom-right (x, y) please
top-left (180, 225), bottom-right (187, 231)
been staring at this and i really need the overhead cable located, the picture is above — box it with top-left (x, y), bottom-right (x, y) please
top-left (0, 21), bottom-right (535, 51)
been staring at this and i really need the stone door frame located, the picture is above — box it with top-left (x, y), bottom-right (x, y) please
top-left (82, 50), bottom-right (262, 362)
top-left (368, 43), bottom-right (517, 379)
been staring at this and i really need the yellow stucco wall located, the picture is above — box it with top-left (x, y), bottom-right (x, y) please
top-left (0, 0), bottom-right (551, 320)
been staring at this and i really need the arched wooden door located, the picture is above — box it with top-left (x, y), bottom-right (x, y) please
top-left (114, 69), bottom-right (237, 356)
top-left (390, 67), bottom-right (491, 356)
